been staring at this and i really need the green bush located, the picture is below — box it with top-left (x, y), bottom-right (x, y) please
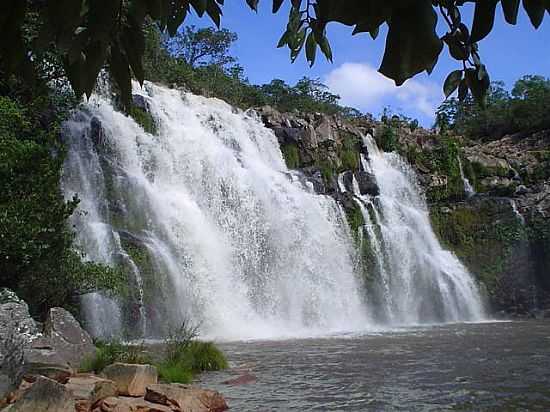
top-left (0, 94), bottom-right (125, 318)
top-left (128, 105), bottom-right (157, 135)
top-left (436, 76), bottom-right (550, 141)
top-left (158, 322), bottom-right (228, 383)
top-left (281, 143), bottom-right (300, 169)
top-left (81, 322), bottom-right (228, 384)
top-left (378, 125), bottom-right (399, 152)
top-left (80, 340), bottom-right (152, 373)
top-left (157, 362), bottom-right (195, 384)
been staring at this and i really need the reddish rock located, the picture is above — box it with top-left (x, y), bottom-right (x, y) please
top-left (223, 372), bottom-right (257, 386)
top-left (102, 363), bottom-right (157, 397)
top-left (145, 383), bottom-right (228, 412)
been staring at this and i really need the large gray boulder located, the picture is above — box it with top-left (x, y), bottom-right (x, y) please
top-left (0, 289), bottom-right (39, 366)
top-left (3, 376), bottom-right (74, 412)
top-left (0, 290), bottom-right (40, 392)
top-left (14, 342), bottom-right (72, 384)
top-left (1, 292), bottom-right (97, 389)
top-left (43, 307), bottom-right (96, 369)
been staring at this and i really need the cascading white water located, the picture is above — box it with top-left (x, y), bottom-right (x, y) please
top-left (458, 156), bottom-right (476, 198)
top-left (352, 135), bottom-right (486, 324)
top-left (62, 82), bottom-right (368, 340)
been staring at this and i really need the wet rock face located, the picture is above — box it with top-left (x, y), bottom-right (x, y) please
top-left (355, 170), bottom-right (380, 197)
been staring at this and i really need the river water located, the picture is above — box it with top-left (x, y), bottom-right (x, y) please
top-left (199, 321), bottom-right (550, 411)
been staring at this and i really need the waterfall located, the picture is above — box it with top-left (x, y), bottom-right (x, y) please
top-left (353, 135), bottom-right (486, 324)
top-left (62, 82), bottom-right (368, 340)
top-left (62, 82), bottom-right (486, 339)
top-left (458, 156), bottom-right (476, 198)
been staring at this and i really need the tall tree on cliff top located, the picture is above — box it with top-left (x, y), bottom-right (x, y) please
top-left (1, 0), bottom-right (548, 107)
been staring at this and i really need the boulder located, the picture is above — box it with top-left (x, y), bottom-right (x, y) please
top-left (3, 376), bottom-right (73, 412)
top-left (355, 170), bottom-right (380, 197)
top-left (145, 384), bottom-right (229, 412)
top-left (0, 289), bottom-right (42, 388)
top-left (102, 363), bottom-right (157, 397)
top-left (0, 373), bottom-right (10, 400)
top-left (0, 289), bottom-right (39, 368)
top-left (66, 374), bottom-right (118, 406)
top-left (93, 396), bottom-right (173, 412)
top-left (15, 346), bottom-right (72, 384)
top-left (1, 379), bottom-right (33, 408)
top-left (44, 307), bottom-right (97, 368)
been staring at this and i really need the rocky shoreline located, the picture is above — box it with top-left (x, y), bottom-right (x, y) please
top-left (0, 289), bottom-right (229, 412)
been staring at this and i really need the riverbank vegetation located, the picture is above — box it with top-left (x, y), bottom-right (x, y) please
top-left (80, 322), bottom-right (227, 384)
top-left (436, 75), bottom-right (550, 141)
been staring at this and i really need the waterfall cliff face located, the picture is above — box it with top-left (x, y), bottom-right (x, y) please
top-left (354, 135), bottom-right (485, 324)
top-left (62, 82), bottom-right (485, 339)
top-left (62, 83), bottom-right (368, 339)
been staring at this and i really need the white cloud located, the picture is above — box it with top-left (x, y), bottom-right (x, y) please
top-left (324, 62), bottom-right (443, 120)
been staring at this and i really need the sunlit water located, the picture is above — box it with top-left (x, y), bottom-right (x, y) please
top-left (62, 81), bottom-right (485, 339)
top-left (200, 320), bottom-right (550, 411)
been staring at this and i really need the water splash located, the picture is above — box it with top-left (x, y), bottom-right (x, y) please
top-left (62, 82), bottom-right (486, 339)
top-left (62, 82), bottom-right (368, 339)
top-left (458, 156), bottom-right (476, 198)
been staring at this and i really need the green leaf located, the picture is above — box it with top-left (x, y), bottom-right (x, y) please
top-left (465, 67), bottom-right (490, 105)
top-left (46, 0), bottom-right (82, 37)
top-left (523, 0), bottom-right (545, 28)
top-left (122, 23), bottom-right (146, 84)
top-left (458, 78), bottom-right (469, 101)
top-left (82, 41), bottom-right (109, 97)
top-left (246, 0), bottom-right (260, 11)
top-left (379, 0), bottom-right (443, 86)
top-left (273, 0), bottom-right (284, 13)
top-left (109, 43), bottom-right (132, 108)
top-left (88, 0), bottom-right (121, 42)
top-left (318, 35), bottom-right (333, 63)
top-left (470, 0), bottom-right (499, 43)
top-left (501, 0), bottom-right (520, 24)
top-left (443, 70), bottom-right (463, 98)
top-left (305, 31), bottom-right (317, 66)
top-left (190, 0), bottom-right (207, 16)
top-left (443, 33), bottom-right (469, 61)
top-left (206, 0), bottom-right (223, 27)
top-left (167, 1), bottom-right (189, 36)
top-left (277, 30), bottom-right (291, 48)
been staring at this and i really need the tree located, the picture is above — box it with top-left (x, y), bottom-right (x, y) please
top-left (0, 95), bottom-right (125, 317)
top-left (2, 1), bottom-right (547, 108)
top-left (512, 75), bottom-right (550, 99)
top-left (164, 25), bottom-right (237, 68)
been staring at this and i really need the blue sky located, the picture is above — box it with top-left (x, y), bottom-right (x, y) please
top-left (187, 3), bottom-right (550, 125)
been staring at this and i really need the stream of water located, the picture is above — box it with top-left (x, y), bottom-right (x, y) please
top-left (200, 320), bottom-right (550, 411)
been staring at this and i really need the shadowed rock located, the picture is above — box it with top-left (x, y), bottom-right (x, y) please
top-left (3, 376), bottom-right (73, 412)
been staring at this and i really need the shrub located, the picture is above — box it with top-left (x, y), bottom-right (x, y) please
top-left (158, 321), bottom-right (228, 383)
top-left (0, 96), bottom-right (125, 318)
top-left (80, 340), bottom-right (152, 373)
top-left (281, 143), bottom-right (300, 169)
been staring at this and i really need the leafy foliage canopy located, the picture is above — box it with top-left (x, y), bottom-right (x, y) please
top-left (1, 1), bottom-right (548, 107)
